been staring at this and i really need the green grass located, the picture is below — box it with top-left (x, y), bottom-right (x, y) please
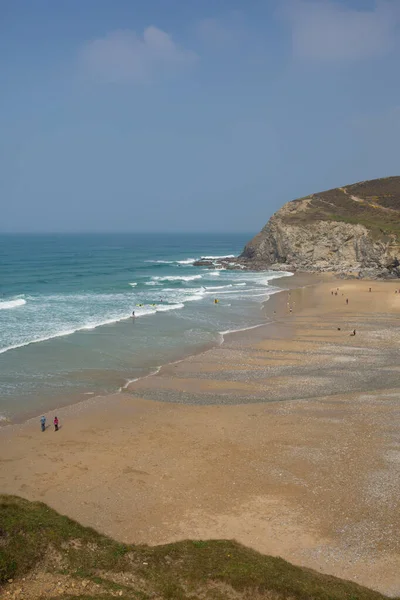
top-left (0, 495), bottom-right (397, 600)
top-left (280, 177), bottom-right (400, 241)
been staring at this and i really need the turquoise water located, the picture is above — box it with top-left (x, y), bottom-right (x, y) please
top-left (0, 233), bottom-right (289, 422)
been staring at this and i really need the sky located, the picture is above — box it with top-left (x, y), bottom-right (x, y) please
top-left (1, 0), bottom-right (400, 233)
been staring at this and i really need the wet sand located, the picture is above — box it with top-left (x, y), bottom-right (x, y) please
top-left (1, 276), bottom-right (400, 595)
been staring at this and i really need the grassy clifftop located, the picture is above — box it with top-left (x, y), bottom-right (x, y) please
top-left (0, 495), bottom-right (396, 600)
top-left (281, 177), bottom-right (400, 240)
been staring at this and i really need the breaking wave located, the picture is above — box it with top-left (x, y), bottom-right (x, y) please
top-left (152, 275), bottom-right (203, 283)
top-left (0, 298), bottom-right (26, 310)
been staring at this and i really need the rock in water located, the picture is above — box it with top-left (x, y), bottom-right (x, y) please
top-left (240, 177), bottom-right (400, 278)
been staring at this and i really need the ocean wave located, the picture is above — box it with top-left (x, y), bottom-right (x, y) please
top-left (155, 302), bottom-right (185, 312)
top-left (180, 293), bottom-right (204, 302)
top-left (145, 258), bottom-right (196, 266)
top-left (0, 299), bottom-right (188, 355)
top-left (144, 258), bottom-right (196, 266)
top-left (0, 298), bottom-right (26, 310)
top-left (129, 282), bottom-right (137, 287)
top-left (176, 258), bottom-right (196, 265)
top-left (152, 275), bottom-right (202, 282)
top-left (204, 287), bottom-right (268, 296)
top-left (144, 260), bottom-right (173, 264)
top-left (130, 302), bottom-right (187, 318)
top-left (0, 327), bottom-right (95, 355)
top-left (208, 271), bottom-right (222, 277)
top-left (201, 255), bottom-right (235, 260)
top-left (120, 366), bottom-right (162, 391)
top-left (219, 323), bottom-right (266, 339)
top-left (0, 309), bottom-right (140, 354)
top-left (155, 288), bottom-right (206, 303)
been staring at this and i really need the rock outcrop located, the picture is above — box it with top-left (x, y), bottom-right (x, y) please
top-left (239, 177), bottom-right (400, 278)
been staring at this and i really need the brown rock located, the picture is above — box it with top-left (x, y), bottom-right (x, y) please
top-left (240, 176), bottom-right (400, 278)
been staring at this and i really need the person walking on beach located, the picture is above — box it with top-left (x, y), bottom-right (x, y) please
top-left (346, 298), bottom-right (349, 305)
top-left (54, 416), bottom-right (59, 432)
top-left (40, 415), bottom-right (46, 432)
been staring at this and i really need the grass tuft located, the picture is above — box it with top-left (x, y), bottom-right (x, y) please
top-left (0, 495), bottom-right (397, 599)
top-left (281, 176), bottom-right (400, 242)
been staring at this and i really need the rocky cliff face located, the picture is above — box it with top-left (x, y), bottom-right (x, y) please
top-left (240, 177), bottom-right (400, 277)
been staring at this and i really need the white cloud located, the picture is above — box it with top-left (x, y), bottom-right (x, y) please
top-left (81, 27), bottom-right (197, 82)
top-left (281, 0), bottom-right (399, 61)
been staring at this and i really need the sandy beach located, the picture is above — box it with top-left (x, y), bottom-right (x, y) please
top-left (1, 275), bottom-right (400, 595)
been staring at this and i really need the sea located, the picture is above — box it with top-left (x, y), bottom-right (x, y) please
top-left (0, 233), bottom-right (290, 423)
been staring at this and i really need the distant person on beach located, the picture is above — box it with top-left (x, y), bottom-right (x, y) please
top-left (350, 329), bottom-right (356, 336)
top-left (369, 288), bottom-right (372, 292)
top-left (132, 310), bottom-right (135, 318)
top-left (54, 416), bottom-right (59, 432)
top-left (40, 416), bottom-right (46, 432)
top-left (346, 298), bottom-right (349, 305)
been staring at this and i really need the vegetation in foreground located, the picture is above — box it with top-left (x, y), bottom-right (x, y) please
top-left (0, 495), bottom-right (396, 600)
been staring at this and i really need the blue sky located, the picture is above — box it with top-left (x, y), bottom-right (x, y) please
top-left (1, 0), bottom-right (400, 233)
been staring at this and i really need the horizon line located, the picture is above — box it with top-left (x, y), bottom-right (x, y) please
top-left (0, 231), bottom-right (255, 235)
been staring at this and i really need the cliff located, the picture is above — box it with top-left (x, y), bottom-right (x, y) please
top-left (240, 177), bottom-right (400, 277)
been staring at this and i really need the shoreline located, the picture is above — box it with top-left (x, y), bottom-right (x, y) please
top-left (1, 271), bottom-right (306, 427)
top-left (2, 274), bottom-right (400, 594)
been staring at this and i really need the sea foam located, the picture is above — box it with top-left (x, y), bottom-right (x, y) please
top-left (152, 275), bottom-right (202, 282)
top-left (0, 298), bottom-right (26, 310)
top-left (176, 258), bottom-right (196, 265)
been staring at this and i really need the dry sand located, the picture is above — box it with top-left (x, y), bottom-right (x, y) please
top-left (1, 276), bottom-right (400, 595)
